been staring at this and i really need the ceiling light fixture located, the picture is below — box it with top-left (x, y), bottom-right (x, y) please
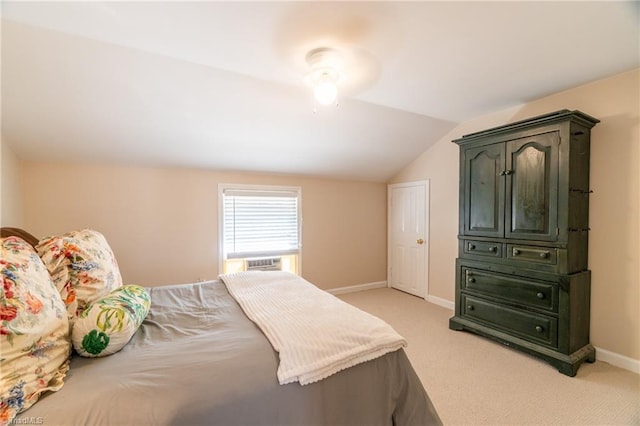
top-left (304, 47), bottom-right (343, 107)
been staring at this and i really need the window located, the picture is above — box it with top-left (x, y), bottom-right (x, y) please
top-left (219, 184), bottom-right (301, 274)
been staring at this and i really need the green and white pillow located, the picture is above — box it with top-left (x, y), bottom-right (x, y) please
top-left (71, 285), bottom-right (150, 357)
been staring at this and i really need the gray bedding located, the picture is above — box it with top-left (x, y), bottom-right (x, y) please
top-left (17, 280), bottom-right (441, 425)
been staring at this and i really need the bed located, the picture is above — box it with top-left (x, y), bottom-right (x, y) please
top-left (1, 227), bottom-right (441, 425)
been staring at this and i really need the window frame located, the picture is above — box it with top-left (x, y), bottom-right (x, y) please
top-left (217, 183), bottom-right (302, 274)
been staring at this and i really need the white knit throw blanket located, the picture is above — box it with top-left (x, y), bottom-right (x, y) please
top-left (219, 271), bottom-right (407, 385)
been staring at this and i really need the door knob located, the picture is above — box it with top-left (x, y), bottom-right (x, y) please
top-left (417, 238), bottom-right (424, 245)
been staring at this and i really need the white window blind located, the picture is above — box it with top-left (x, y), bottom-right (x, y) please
top-left (222, 187), bottom-right (300, 259)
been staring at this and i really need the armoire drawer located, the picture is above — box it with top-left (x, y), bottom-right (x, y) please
top-left (507, 244), bottom-right (557, 266)
top-left (461, 267), bottom-right (558, 312)
top-left (461, 294), bottom-right (558, 348)
top-left (463, 240), bottom-right (502, 258)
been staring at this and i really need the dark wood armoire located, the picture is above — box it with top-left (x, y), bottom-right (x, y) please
top-left (449, 109), bottom-right (599, 376)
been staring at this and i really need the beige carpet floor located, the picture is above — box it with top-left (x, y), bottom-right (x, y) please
top-left (339, 288), bottom-right (640, 426)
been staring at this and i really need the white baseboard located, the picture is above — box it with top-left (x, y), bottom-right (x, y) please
top-left (594, 346), bottom-right (640, 374)
top-left (327, 281), bottom-right (387, 295)
top-left (425, 294), bottom-right (455, 310)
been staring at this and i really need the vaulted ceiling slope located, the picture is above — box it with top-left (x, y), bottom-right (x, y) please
top-left (2, 2), bottom-right (638, 182)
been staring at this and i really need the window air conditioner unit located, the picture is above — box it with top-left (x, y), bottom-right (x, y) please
top-left (245, 257), bottom-right (282, 271)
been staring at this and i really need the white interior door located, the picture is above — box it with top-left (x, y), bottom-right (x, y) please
top-left (388, 181), bottom-right (429, 298)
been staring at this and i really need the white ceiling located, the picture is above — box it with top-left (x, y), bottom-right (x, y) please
top-left (2, 1), bottom-right (638, 182)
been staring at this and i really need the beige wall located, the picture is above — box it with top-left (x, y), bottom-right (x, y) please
top-left (22, 163), bottom-right (387, 290)
top-left (391, 68), bottom-right (640, 361)
top-left (1, 138), bottom-right (24, 227)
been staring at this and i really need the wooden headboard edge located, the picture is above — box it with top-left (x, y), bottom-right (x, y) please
top-left (1, 227), bottom-right (40, 248)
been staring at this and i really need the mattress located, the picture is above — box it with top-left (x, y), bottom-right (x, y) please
top-left (15, 279), bottom-right (441, 425)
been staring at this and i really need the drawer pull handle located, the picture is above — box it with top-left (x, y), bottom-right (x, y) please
top-left (468, 243), bottom-right (476, 250)
top-left (513, 248), bottom-right (521, 256)
top-left (468, 278), bottom-right (476, 283)
top-left (536, 292), bottom-right (545, 299)
top-left (467, 305), bottom-right (474, 311)
top-left (535, 325), bottom-right (544, 333)
top-left (539, 251), bottom-right (550, 258)
top-left (488, 246), bottom-right (497, 253)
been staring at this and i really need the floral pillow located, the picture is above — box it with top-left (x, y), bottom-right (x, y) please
top-left (36, 229), bottom-right (123, 324)
top-left (1, 237), bottom-right (71, 424)
top-left (72, 285), bottom-right (150, 358)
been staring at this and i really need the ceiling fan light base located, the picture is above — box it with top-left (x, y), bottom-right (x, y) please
top-left (304, 47), bottom-right (343, 106)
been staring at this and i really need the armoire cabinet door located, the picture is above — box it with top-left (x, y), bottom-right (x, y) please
top-left (463, 143), bottom-right (505, 238)
top-left (505, 132), bottom-right (559, 241)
